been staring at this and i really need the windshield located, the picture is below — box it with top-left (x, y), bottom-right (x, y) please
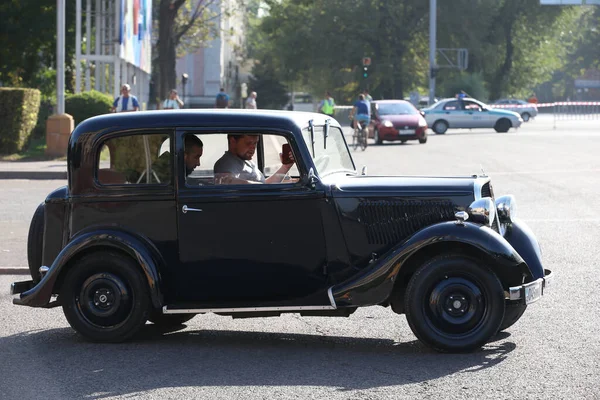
top-left (378, 102), bottom-right (418, 115)
top-left (302, 125), bottom-right (355, 177)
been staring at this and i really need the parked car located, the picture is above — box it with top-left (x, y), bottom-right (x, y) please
top-left (422, 98), bottom-right (523, 134)
top-left (368, 100), bottom-right (428, 145)
top-left (491, 99), bottom-right (538, 122)
top-left (11, 109), bottom-right (552, 352)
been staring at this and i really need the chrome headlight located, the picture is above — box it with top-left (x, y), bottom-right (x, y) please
top-left (495, 195), bottom-right (517, 223)
top-left (468, 198), bottom-right (496, 227)
top-left (418, 118), bottom-right (427, 127)
top-left (382, 120), bottom-right (394, 128)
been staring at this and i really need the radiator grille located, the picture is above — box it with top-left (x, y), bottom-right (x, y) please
top-left (358, 199), bottom-right (456, 244)
top-left (481, 182), bottom-right (492, 198)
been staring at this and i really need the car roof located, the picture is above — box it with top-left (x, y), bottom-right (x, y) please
top-left (70, 109), bottom-right (339, 145)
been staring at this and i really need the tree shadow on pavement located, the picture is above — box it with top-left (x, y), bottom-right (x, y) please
top-left (0, 325), bottom-right (516, 399)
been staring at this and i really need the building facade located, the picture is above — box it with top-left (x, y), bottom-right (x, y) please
top-left (175, 0), bottom-right (250, 108)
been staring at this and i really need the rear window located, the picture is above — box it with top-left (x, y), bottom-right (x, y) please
top-left (97, 132), bottom-right (172, 185)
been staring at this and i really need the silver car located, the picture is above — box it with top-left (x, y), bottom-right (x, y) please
top-left (422, 98), bottom-right (523, 134)
top-left (492, 99), bottom-right (538, 122)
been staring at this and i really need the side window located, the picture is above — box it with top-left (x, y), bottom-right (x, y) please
top-left (184, 133), bottom-right (299, 187)
top-left (464, 101), bottom-right (482, 111)
top-left (97, 133), bottom-right (172, 185)
top-left (443, 101), bottom-right (460, 111)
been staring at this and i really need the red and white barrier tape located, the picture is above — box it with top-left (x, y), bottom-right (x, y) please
top-left (492, 101), bottom-right (600, 109)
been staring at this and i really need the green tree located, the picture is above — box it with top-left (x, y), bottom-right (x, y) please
top-left (0, 0), bottom-right (76, 94)
top-left (247, 59), bottom-right (289, 110)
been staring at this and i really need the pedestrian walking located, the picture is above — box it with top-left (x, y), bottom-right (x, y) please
top-left (318, 91), bottom-right (335, 116)
top-left (246, 91), bottom-right (258, 109)
top-left (162, 89), bottom-right (184, 109)
top-left (111, 84), bottom-right (140, 112)
top-left (215, 87), bottom-right (230, 108)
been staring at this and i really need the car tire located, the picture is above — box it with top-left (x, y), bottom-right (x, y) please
top-left (499, 303), bottom-right (527, 331)
top-left (432, 120), bottom-right (448, 135)
top-left (404, 254), bottom-right (505, 353)
top-left (419, 135), bottom-right (427, 144)
top-left (521, 112), bottom-right (531, 122)
top-left (148, 312), bottom-right (196, 327)
top-left (60, 251), bottom-right (150, 342)
top-left (374, 128), bottom-right (383, 145)
top-left (27, 203), bottom-right (45, 283)
top-left (494, 118), bottom-right (512, 133)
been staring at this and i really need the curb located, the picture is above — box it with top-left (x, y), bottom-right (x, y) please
top-left (0, 171), bottom-right (67, 180)
top-left (0, 268), bottom-right (30, 275)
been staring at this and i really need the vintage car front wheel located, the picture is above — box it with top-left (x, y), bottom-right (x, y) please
top-left (404, 254), bottom-right (505, 352)
top-left (60, 251), bottom-right (150, 342)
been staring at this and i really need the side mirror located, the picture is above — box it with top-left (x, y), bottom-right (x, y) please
top-left (306, 167), bottom-right (320, 189)
top-left (420, 111), bottom-right (426, 117)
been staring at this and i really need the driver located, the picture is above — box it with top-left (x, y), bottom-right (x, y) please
top-left (214, 134), bottom-right (295, 184)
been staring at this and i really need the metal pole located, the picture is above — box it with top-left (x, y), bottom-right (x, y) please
top-left (57, 0), bottom-right (65, 114)
top-left (75, 0), bottom-right (81, 93)
top-left (85, 0), bottom-right (91, 91)
top-left (95, 0), bottom-right (101, 90)
top-left (428, 0), bottom-right (436, 106)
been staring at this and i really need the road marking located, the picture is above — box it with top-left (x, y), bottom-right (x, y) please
top-left (522, 219), bottom-right (600, 222)
top-left (487, 168), bottom-right (600, 175)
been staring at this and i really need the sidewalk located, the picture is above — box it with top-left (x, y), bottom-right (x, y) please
top-left (0, 160), bottom-right (67, 180)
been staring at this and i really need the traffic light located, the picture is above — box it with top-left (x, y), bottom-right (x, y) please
top-left (363, 67), bottom-right (368, 78)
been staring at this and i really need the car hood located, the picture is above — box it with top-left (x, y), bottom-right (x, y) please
top-left (378, 114), bottom-right (421, 125)
top-left (326, 175), bottom-right (477, 196)
top-left (486, 108), bottom-right (521, 118)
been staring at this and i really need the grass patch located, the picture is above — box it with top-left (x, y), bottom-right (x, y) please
top-left (0, 137), bottom-right (66, 161)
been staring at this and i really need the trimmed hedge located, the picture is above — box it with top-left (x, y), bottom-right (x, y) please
top-left (0, 88), bottom-right (42, 154)
top-left (65, 90), bottom-right (114, 125)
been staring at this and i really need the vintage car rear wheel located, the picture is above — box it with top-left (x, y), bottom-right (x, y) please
top-left (148, 312), bottom-right (196, 327)
top-left (27, 203), bottom-right (45, 283)
top-left (60, 251), bottom-right (150, 342)
top-left (404, 254), bottom-right (505, 352)
top-left (499, 303), bottom-right (527, 331)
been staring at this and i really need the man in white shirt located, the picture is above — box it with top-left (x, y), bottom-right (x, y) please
top-left (245, 91), bottom-right (257, 109)
top-left (163, 89), bottom-right (184, 109)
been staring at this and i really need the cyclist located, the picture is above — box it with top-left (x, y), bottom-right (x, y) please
top-left (350, 93), bottom-right (371, 131)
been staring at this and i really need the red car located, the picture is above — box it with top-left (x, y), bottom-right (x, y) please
top-left (368, 100), bottom-right (428, 144)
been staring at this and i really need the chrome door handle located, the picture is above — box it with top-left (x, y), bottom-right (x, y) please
top-left (182, 205), bottom-right (202, 213)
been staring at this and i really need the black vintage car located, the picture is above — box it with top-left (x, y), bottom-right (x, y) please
top-left (11, 109), bottom-right (552, 352)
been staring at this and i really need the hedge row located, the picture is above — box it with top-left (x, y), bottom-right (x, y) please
top-left (66, 90), bottom-right (114, 125)
top-left (0, 88), bottom-right (41, 154)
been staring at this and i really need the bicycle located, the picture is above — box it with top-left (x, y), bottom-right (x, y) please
top-left (351, 119), bottom-right (368, 151)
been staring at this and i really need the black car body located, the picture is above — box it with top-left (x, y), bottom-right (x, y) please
top-left (11, 109), bottom-right (552, 352)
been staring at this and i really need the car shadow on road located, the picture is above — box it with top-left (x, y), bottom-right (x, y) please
top-left (0, 325), bottom-right (516, 398)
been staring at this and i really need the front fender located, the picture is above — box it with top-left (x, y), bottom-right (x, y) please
top-left (332, 221), bottom-right (526, 307)
top-left (14, 229), bottom-right (163, 308)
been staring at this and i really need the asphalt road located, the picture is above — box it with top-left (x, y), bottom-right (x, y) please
top-left (1, 114), bottom-right (599, 399)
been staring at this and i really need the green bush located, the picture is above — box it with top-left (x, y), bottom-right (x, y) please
top-left (65, 90), bottom-right (113, 125)
top-left (0, 88), bottom-right (41, 154)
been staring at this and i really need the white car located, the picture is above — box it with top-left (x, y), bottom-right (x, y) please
top-left (492, 99), bottom-right (538, 122)
top-left (422, 98), bottom-right (523, 134)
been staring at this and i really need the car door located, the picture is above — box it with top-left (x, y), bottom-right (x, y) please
top-left (175, 131), bottom-right (330, 305)
top-left (441, 100), bottom-right (464, 127)
top-left (462, 100), bottom-right (489, 128)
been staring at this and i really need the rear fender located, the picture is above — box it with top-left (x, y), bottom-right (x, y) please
top-left (14, 229), bottom-right (163, 308)
top-left (332, 221), bottom-right (526, 307)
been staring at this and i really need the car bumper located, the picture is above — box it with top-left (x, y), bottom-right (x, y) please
top-left (379, 127), bottom-right (425, 141)
top-left (508, 268), bottom-right (553, 305)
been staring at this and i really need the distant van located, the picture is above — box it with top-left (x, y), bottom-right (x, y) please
top-left (283, 92), bottom-right (315, 112)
